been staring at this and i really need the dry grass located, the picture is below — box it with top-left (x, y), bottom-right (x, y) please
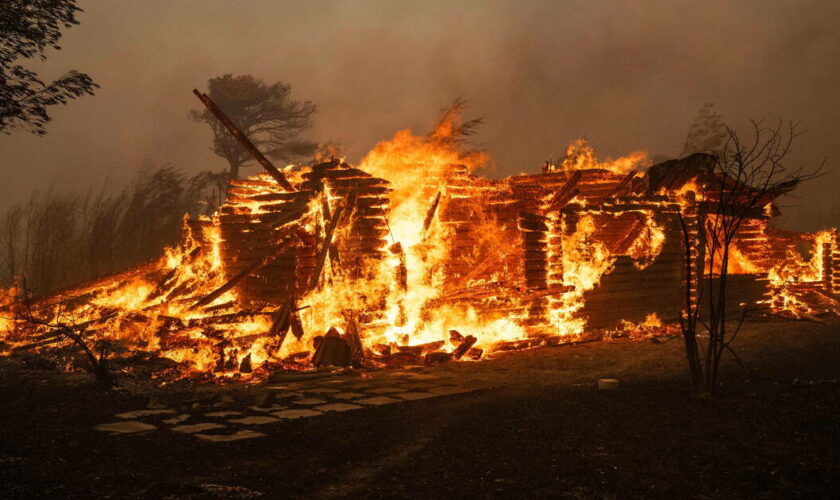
top-left (0, 166), bottom-right (225, 296)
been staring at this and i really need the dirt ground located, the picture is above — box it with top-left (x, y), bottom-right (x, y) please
top-left (1, 318), bottom-right (838, 499)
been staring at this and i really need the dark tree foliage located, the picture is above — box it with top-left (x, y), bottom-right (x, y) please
top-left (0, 0), bottom-right (98, 135)
top-left (191, 74), bottom-right (317, 179)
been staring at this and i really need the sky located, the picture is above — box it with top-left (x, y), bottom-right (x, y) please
top-left (2, 0), bottom-right (839, 230)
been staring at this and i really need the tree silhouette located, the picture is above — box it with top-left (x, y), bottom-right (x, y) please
top-left (191, 74), bottom-right (317, 179)
top-left (0, 0), bottom-right (98, 135)
top-left (681, 102), bottom-right (727, 156)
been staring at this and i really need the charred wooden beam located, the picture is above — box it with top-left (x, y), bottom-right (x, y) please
top-left (343, 314), bottom-right (366, 367)
top-left (601, 170), bottom-right (638, 201)
top-left (307, 194), bottom-right (357, 291)
top-left (451, 334), bottom-right (477, 359)
top-left (422, 191), bottom-right (442, 236)
top-left (192, 89), bottom-right (295, 191)
top-left (545, 170), bottom-right (582, 213)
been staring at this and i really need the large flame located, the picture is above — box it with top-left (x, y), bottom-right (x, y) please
top-left (2, 110), bottom-right (832, 381)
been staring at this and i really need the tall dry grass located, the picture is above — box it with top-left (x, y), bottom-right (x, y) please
top-left (0, 165), bottom-right (226, 296)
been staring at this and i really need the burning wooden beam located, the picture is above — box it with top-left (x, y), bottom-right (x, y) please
top-left (603, 170), bottom-right (638, 200)
top-left (192, 89), bottom-right (296, 191)
top-left (422, 191), bottom-right (442, 236)
top-left (307, 193), bottom-right (356, 291)
top-left (545, 170), bottom-right (582, 213)
top-left (191, 232), bottom-right (299, 310)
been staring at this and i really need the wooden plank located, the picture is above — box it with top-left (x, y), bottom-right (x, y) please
top-left (191, 232), bottom-right (299, 309)
top-left (193, 90), bottom-right (295, 191)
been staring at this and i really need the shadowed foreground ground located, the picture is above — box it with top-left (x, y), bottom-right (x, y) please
top-left (1, 319), bottom-right (838, 498)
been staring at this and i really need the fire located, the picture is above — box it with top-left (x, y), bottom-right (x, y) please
top-left (761, 229), bottom-right (839, 318)
top-left (1, 106), bottom-right (835, 382)
top-left (552, 139), bottom-right (649, 175)
top-left (300, 110), bottom-right (529, 356)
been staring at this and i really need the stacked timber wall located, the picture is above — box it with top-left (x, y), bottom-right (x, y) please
top-left (579, 210), bottom-right (685, 329)
top-left (220, 178), bottom-right (314, 306)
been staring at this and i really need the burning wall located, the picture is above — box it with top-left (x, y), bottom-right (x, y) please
top-left (1, 127), bottom-right (838, 380)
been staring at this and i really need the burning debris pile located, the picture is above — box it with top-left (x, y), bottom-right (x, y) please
top-left (0, 99), bottom-right (837, 382)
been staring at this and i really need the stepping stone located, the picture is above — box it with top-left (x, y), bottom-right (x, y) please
top-left (356, 396), bottom-right (400, 406)
top-left (333, 392), bottom-right (365, 400)
top-left (228, 416), bottom-right (279, 425)
top-left (345, 383), bottom-right (374, 390)
top-left (292, 398), bottom-right (326, 405)
top-left (365, 387), bottom-right (404, 394)
top-left (320, 379), bottom-right (349, 384)
top-left (264, 384), bottom-right (293, 390)
top-left (249, 405), bottom-right (288, 413)
top-left (163, 414), bottom-right (191, 425)
top-left (205, 411), bottom-right (243, 418)
top-left (269, 391), bottom-right (304, 400)
top-left (172, 422), bottom-right (225, 434)
top-left (313, 403), bottom-right (364, 412)
top-left (272, 409), bottom-right (322, 419)
top-left (195, 430), bottom-right (265, 442)
top-left (114, 409), bottom-right (175, 419)
top-left (403, 373), bottom-right (439, 380)
top-left (393, 392), bottom-right (436, 401)
top-left (402, 382), bottom-right (437, 390)
top-left (96, 421), bottom-right (156, 434)
top-left (427, 386), bottom-right (472, 395)
top-left (304, 388), bottom-right (340, 394)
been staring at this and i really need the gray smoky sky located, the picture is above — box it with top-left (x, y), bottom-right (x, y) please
top-left (2, 0), bottom-right (839, 230)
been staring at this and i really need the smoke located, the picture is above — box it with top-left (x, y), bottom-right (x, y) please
top-left (1, 0), bottom-right (838, 230)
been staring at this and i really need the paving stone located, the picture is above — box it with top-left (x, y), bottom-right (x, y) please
top-left (427, 386), bottom-right (472, 395)
top-left (365, 386), bottom-right (405, 394)
top-left (268, 391), bottom-right (304, 400)
top-left (114, 409), bottom-right (175, 419)
top-left (333, 392), bottom-right (365, 400)
top-left (292, 397), bottom-right (327, 405)
top-left (392, 392), bottom-right (437, 400)
top-left (195, 430), bottom-right (265, 442)
top-left (402, 382), bottom-right (437, 390)
top-left (205, 411), bottom-right (243, 418)
top-left (228, 416), bottom-right (279, 425)
top-left (96, 421), bottom-right (157, 434)
top-left (249, 405), bottom-right (288, 413)
top-left (356, 396), bottom-right (401, 406)
top-left (162, 414), bottom-right (191, 425)
top-left (272, 409), bottom-right (323, 419)
top-left (172, 422), bottom-right (226, 434)
top-left (304, 388), bottom-right (340, 394)
top-left (345, 383), bottom-right (374, 390)
top-left (313, 403), bottom-right (364, 412)
top-left (264, 384), bottom-right (293, 390)
top-left (403, 373), bottom-right (439, 380)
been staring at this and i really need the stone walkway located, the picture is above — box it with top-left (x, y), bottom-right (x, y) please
top-left (95, 369), bottom-right (481, 442)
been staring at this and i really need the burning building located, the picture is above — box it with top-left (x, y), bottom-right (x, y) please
top-left (0, 98), bottom-right (837, 381)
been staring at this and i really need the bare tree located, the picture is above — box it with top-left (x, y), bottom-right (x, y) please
top-left (678, 119), bottom-right (822, 398)
top-left (191, 74), bottom-right (317, 179)
top-left (14, 282), bottom-right (117, 389)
